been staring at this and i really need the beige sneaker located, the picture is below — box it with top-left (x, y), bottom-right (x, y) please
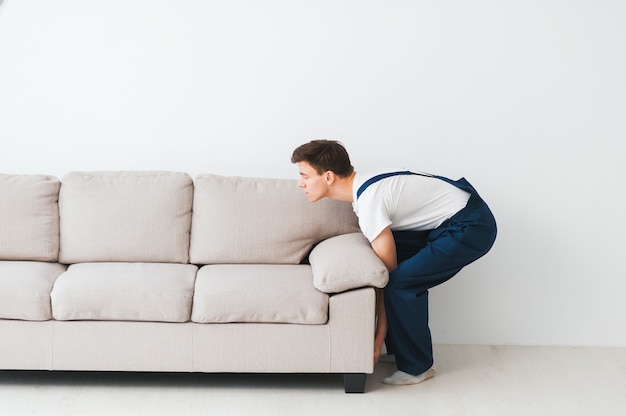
top-left (382, 367), bottom-right (436, 385)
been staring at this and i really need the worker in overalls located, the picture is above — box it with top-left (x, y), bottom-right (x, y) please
top-left (291, 139), bottom-right (497, 385)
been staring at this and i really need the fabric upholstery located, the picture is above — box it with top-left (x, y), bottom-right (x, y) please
top-left (191, 288), bottom-right (375, 373)
top-left (189, 174), bottom-right (359, 264)
top-left (1, 288), bottom-right (376, 374)
top-left (0, 321), bottom-right (53, 370)
top-left (191, 322), bottom-right (329, 373)
top-left (58, 171), bottom-right (193, 264)
top-left (309, 232), bottom-right (389, 293)
top-left (52, 321), bottom-right (193, 372)
top-left (328, 287), bottom-right (376, 373)
top-left (0, 174), bottom-right (61, 261)
top-left (0, 261), bottom-right (67, 320)
top-left (191, 264), bottom-right (328, 324)
top-left (51, 262), bottom-right (197, 322)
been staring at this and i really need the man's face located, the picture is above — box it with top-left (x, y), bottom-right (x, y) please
top-left (297, 161), bottom-right (329, 202)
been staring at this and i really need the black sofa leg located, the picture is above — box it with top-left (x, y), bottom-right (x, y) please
top-left (343, 373), bottom-right (367, 393)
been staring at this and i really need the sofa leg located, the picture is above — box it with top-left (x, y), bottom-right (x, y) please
top-left (343, 373), bottom-right (367, 393)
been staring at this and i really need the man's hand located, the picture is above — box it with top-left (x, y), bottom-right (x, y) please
top-left (374, 288), bottom-right (387, 363)
top-left (370, 228), bottom-right (396, 364)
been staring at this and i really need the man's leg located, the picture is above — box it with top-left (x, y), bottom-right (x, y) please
top-left (384, 287), bottom-right (434, 376)
top-left (383, 229), bottom-right (429, 361)
top-left (384, 214), bottom-right (495, 377)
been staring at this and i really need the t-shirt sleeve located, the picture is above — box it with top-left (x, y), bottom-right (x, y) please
top-left (356, 192), bottom-right (393, 242)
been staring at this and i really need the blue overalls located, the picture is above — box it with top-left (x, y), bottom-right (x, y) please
top-left (357, 172), bottom-right (497, 376)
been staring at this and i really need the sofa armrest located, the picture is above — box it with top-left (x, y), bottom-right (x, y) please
top-left (309, 232), bottom-right (389, 294)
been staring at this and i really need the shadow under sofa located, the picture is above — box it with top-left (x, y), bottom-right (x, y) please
top-left (0, 171), bottom-right (388, 393)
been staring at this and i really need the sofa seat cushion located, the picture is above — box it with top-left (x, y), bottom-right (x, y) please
top-left (191, 265), bottom-right (328, 325)
top-left (0, 261), bottom-right (67, 321)
top-left (51, 263), bottom-right (198, 323)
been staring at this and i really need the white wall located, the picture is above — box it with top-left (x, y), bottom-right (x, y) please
top-left (1, 0), bottom-right (624, 346)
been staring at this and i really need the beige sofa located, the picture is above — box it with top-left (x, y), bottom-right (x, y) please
top-left (0, 171), bottom-right (388, 393)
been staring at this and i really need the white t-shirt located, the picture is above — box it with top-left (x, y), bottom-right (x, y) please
top-left (351, 169), bottom-right (471, 242)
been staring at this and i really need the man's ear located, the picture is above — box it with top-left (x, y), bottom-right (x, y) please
top-left (325, 170), bottom-right (336, 185)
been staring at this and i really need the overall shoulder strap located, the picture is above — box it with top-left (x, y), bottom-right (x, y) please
top-left (356, 170), bottom-right (467, 200)
top-left (356, 171), bottom-right (416, 199)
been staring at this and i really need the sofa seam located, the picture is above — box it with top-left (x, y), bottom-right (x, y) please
top-left (190, 323), bottom-right (194, 372)
top-left (49, 320), bottom-right (55, 371)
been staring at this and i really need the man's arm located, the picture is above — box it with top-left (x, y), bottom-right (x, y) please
top-left (370, 227), bottom-right (396, 363)
top-left (370, 227), bottom-right (397, 272)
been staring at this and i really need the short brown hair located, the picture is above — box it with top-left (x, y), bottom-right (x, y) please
top-left (291, 140), bottom-right (354, 177)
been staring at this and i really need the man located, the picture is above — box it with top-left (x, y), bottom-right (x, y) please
top-left (291, 140), bottom-right (497, 385)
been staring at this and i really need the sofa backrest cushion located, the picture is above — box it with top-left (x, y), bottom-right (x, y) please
top-left (0, 174), bottom-right (61, 261)
top-left (58, 171), bottom-right (193, 264)
top-left (189, 174), bottom-right (360, 264)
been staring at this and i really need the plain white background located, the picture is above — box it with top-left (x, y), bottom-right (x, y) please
top-left (1, 0), bottom-right (624, 347)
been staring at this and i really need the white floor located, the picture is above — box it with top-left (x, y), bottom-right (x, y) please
top-left (1, 345), bottom-right (625, 416)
